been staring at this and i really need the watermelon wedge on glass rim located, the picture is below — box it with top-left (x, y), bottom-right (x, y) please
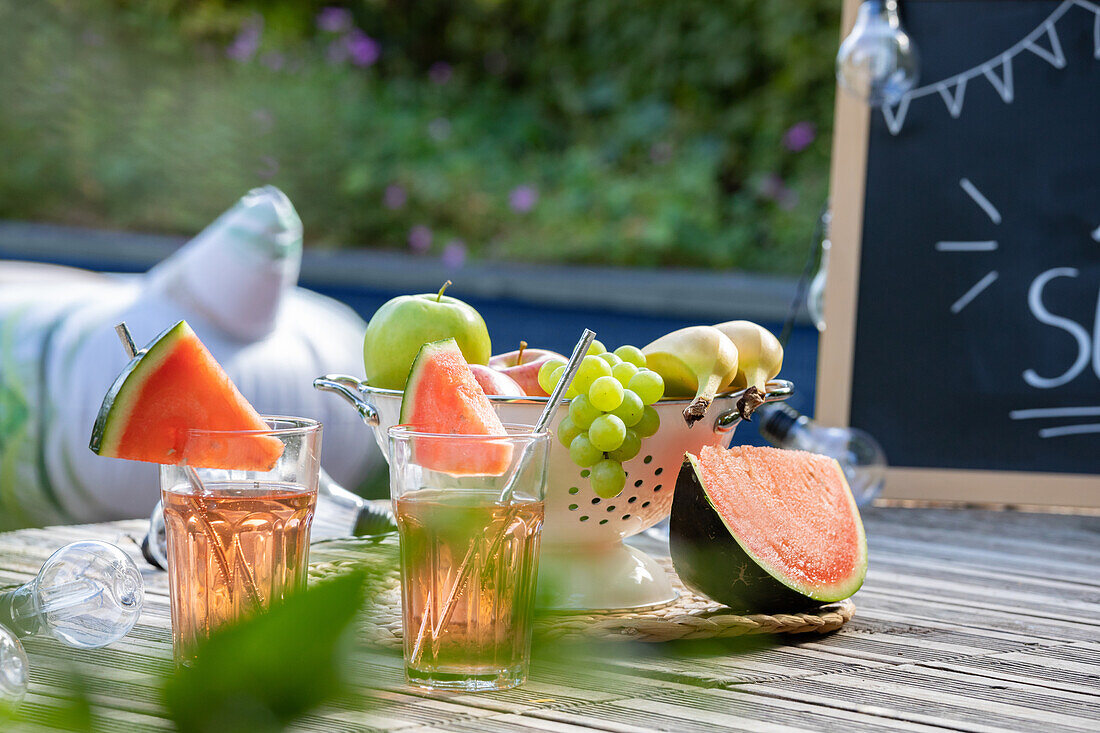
top-left (89, 320), bottom-right (283, 471)
top-left (397, 338), bottom-right (513, 476)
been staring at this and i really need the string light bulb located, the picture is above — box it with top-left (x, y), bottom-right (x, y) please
top-left (836, 0), bottom-right (920, 107)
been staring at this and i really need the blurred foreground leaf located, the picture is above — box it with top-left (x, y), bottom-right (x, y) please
top-left (162, 571), bottom-right (367, 733)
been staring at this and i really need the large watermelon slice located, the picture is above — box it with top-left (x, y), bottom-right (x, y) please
top-left (89, 321), bottom-right (283, 471)
top-left (399, 338), bottom-right (512, 475)
top-left (669, 445), bottom-right (867, 613)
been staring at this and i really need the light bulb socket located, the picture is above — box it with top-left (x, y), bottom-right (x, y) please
top-left (758, 403), bottom-right (804, 446)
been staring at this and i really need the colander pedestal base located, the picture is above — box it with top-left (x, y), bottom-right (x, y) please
top-left (536, 541), bottom-right (678, 611)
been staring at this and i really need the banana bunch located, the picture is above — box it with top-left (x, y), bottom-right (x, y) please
top-left (642, 320), bottom-right (783, 427)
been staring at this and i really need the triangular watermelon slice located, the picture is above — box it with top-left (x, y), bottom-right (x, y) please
top-left (399, 338), bottom-right (512, 475)
top-left (89, 321), bottom-right (283, 471)
top-left (670, 445), bottom-right (867, 613)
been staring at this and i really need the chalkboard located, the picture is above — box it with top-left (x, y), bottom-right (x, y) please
top-left (819, 0), bottom-right (1100, 506)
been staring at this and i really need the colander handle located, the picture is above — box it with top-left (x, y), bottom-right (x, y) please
top-left (713, 379), bottom-right (794, 434)
top-left (313, 374), bottom-right (380, 427)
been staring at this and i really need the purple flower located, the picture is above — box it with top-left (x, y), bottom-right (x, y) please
top-left (226, 15), bottom-right (263, 63)
top-left (429, 61), bottom-right (453, 85)
top-left (346, 29), bottom-right (380, 67)
top-left (261, 51), bottom-right (285, 71)
top-left (442, 240), bottom-right (467, 268)
top-left (759, 173), bottom-right (798, 210)
top-left (509, 185), bottom-right (539, 213)
top-left (783, 121), bottom-right (816, 152)
top-left (384, 184), bottom-right (407, 210)
top-left (316, 7), bottom-right (353, 33)
top-left (428, 117), bottom-right (451, 141)
top-left (408, 225), bottom-right (432, 253)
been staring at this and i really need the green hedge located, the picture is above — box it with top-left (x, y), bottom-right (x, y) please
top-left (0, 0), bottom-right (839, 273)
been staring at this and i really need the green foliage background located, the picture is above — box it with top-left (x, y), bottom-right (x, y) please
top-left (0, 0), bottom-right (839, 273)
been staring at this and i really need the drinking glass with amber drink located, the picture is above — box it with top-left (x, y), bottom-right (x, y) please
top-left (160, 416), bottom-right (321, 662)
top-left (388, 425), bottom-right (549, 691)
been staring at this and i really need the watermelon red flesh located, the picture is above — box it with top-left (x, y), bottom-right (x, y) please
top-left (90, 321), bottom-right (284, 471)
top-left (669, 445), bottom-right (866, 612)
top-left (399, 338), bottom-right (512, 476)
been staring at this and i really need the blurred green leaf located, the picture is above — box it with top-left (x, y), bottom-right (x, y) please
top-left (162, 570), bottom-right (367, 733)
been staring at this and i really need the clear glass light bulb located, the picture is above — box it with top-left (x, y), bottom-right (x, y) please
top-left (807, 208), bottom-right (832, 333)
top-left (758, 403), bottom-right (888, 506)
top-left (836, 0), bottom-right (919, 107)
top-left (0, 625), bottom-right (28, 704)
top-left (0, 541), bottom-right (144, 649)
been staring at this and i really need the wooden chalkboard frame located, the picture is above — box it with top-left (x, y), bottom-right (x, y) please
top-left (817, 0), bottom-right (1099, 508)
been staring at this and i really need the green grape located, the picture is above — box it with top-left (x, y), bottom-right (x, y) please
top-left (569, 434), bottom-right (603, 468)
top-left (568, 394), bottom-right (601, 429)
top-left (549, 365), bottom-right (579, 398)
top-left (608, 429), bottom-right (641, 462)
top-left (633, 405), bottom-right (660, 438)
top-left (572, 355), bottom-right (613, 394)
top-left (586, 339), bottom-right (606, 356)
top-left (588, 376), bottom-right (624, 411)
top-left (611, 361), bottom-right (638, 386)
top-left (590, 459), bottom-right (626, 498)
top-left (538, 358), bottom-right (566, 393)
top-left (597, 352), bottom-right (622, 367)
top-left (557, 416), bottom-right (582, 447)
top-left (611, 389), bottom-right (644, 426)
top-left (613, 345), bottom-right (647, 368)
top-left (628, 369), bottom-right (665, 405)
top-left (588, 414), bottom-right (626, 452)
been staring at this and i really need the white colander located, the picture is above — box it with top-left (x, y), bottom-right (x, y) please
top-left (315, 374), bottom-right (793, 611)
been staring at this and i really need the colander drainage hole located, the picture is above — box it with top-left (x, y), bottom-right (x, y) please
top-left (580, 515), bottom-right (589, 522)
top-left (643, 455), bottom-right (653, 464)
top-left (599, 519), bottom-right (608, 525)
top-left (621, 514), bottom-right (631, 520)
top-left (580, 470), bottom-right (590, 478)
top-left (641, 501), bottom-right (650, 508)
top-left (654, 467), bottom-right (663, 476)
top-left (606, 505), bottom-right (616, 512)
top-left (653, 484), bottom-right (663, 492)
top-left (627, 496), bottom-right (637, 503)
top-left (568, 504), bottom-right (578, 511)
top-left (634, 480), bottom-right (643, 488)
top-left (568, 487), bottom-right (579, 495)
top-left (591, 498), bottom-right (601, 505)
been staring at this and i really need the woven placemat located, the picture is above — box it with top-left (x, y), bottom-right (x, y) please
top-left (308, 537), bottom-right (854, 647)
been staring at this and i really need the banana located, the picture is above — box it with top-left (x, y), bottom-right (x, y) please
top-left (642, 326), bottom-right (739, 427)
top-left (713, 320), bottom-right (784, 394)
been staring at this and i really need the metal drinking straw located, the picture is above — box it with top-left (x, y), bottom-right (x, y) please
top-left (410, 329), bottom-right (595, 664)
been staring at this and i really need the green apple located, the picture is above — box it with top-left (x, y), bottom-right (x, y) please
top-left (363, 281), bottom-right (491, 390)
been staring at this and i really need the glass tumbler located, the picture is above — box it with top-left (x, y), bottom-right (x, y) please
top-left (388, 425), bottom-right (549, 692)
top-left (160, 416), bottom-right (321, 662)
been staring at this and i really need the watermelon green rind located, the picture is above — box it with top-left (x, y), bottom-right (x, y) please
top-left (669, 451), bottom-right (867, 613)
top-left (89, 321), bottom-right (189, 457)
top-left (399, 339), bottom-right (453, 426)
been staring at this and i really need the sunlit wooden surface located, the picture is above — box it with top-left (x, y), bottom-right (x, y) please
top-left (2, 506), bottom-right (1097, 731)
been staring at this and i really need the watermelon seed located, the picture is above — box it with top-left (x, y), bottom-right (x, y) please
top-left (653, 485), bottom-right (663, 492)
top-left (568, 504), bottom-right (578, 511)
top-left (643, 455), bottom-right (653, 464)
top-left (654, 467), bottom-right (663, 476)
top-left (634, 480), bottom-right (643, 488)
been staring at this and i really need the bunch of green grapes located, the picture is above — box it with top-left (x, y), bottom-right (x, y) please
top-left (537, 339), bottom-right (664, 499)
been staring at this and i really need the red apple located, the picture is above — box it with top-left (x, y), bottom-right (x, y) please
top-left (469, 364), bottom-right (526, 397)
top-left (488, 342), bottom-right (566, 396)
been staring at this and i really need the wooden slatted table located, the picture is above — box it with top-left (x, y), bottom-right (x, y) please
top-left (1, 506), bottom-right (1097, 732)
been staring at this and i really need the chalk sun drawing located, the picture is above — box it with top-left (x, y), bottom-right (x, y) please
top-left (939, 178), bottom-right (1000, 315)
